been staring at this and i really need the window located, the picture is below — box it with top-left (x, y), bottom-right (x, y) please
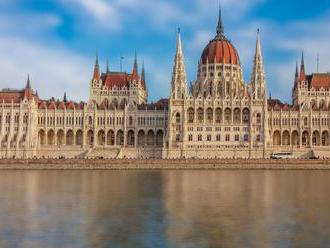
top-left (235, 134), bottom-right (239, 141)
top-left (244, 134), bottom-right (249, 142)
top-left (197, 108), bottom-right (204, 123)
top-left (187, 108), bottom-right (194, 123)
top-left (188, 134), bottom-right (193, 141)
top-left (176, 134), bottom-right (180, 141)
top-left (256, 135), bottom-right (261, 142)
top-left (216, 134), bottom-right (221, 141)
top-left (207, 135), bottom-right (211, 141)
top-left (176, 113), bottom-right (181, 123)
top-left (225, 134), bottom-right (230, 142)
top-left (256, 113), bottom-right (261, 124)
top-left (198, 134), bottom-right (202, 141)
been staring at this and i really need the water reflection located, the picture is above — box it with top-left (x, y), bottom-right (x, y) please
top-left (0, 170), bottom-right (329, 247)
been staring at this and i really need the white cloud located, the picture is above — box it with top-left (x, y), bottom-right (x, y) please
top-left (0, 36), bottom-right (91, 102)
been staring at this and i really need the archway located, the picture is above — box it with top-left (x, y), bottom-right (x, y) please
top-left (57, 130), bottom-right (65, 146)
top-left (97, 130), bottom-right (105, 146)
top-left (147, 130), bottom-right (155, 146)
top-left (138, 130), bottom-right (145, 147)
top-left (322, 131), bottom-right (329, 146)
top-left (47, 130), bottom-right (55, 145)
top-left (38, 129), bottom-right (46, 146)
top-left (312, 131), bottom-right (320, 146)
top-left (156, 130), bottom-right (164, 146)
top-left (116, 130), bottom-right (124, 146)
top-left (291, 131), bottom-right (299, 147)
top-left (66, 130), bottom-right (74, 145)
top-left (273, 130), bottom-right (281, 146)
top-left (302, 131), bottom-right (309, 147)
top-left (127, 130), bottom-right (135, 147)
top-left (107, 130), bottom-right (115, 146)
top-left (76, 130), bottom-right (83, 146)
top-left (87, 130), bottom-right (94, 147)
top-left (282, 130), bottom-right (290, 146)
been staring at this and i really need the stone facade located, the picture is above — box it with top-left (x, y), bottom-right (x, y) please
top-left (0, 9), bottom-right (329, 159)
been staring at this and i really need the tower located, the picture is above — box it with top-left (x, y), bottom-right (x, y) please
top-left (251, 29), bottom-right (266, 100)
top-left (170, 28), bottom-right (187, 100)
top-left (167, 29), bottom-right (188, 158)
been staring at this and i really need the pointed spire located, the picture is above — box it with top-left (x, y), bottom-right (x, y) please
top-left (300, 51), bottom-right (306, 81)
top-left (141, 60), bottom-right (146, 90)
top-left (93, 52), bottom-right (100, 80)
top-left (63, 92), bottom-right (67, 103)
top-left (25, 74), bottom-right (31, 89)
top-left (215, 3), bottom-right (225, 39)
top-left (176, 27), bottom-right (183, 56)
top-left (132, 51), bottom-right (139, 81)
top-left (251, 29), bottom-right (265, 99)
top-left (171, 28), bottom-right (187, 99)
top-left (106, 59), bottom-right (110, 73)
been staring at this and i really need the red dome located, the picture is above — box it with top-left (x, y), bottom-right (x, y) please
top-left (201, 38), bottom-right (240, 65)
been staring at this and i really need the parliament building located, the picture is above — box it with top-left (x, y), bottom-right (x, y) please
top-left (0, 9), bottom-right (330, 159)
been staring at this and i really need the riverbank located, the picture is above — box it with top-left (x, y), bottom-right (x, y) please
top-left (0, 158), bottom-right (330, 170)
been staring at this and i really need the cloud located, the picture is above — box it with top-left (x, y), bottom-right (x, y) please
top-left (0, 35), bottom-right (91, 102)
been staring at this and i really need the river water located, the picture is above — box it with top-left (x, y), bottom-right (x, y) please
top-left (0, 170), bottom-right (329, 248)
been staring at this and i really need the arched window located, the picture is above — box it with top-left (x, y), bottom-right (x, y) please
top-left (242, 108), bottom-right (250, 124)
top-left (224, 108), bottom-right (231, 123)
top-left (197, 108), bottom-right (204, 123)
top-left (206, 108), bottom-right (213, 123)
top-left (187, 108), bottom-right (194, 123)
top-left (175, 113), bottom-right (181, 123)
top-left (256, 113), bottom-right (261, 124)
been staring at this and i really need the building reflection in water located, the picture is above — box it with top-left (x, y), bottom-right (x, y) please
top-left (0, 170), bottom-right (329, 247)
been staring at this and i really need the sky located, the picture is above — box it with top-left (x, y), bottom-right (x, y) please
top-left (0, 0), bottom-right (329, 103)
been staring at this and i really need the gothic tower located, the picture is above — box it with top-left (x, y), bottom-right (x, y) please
top-left (167, 29), bottom-right (187, 158)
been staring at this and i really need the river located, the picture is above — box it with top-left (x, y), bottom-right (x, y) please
top-left (0, 170), bottom-right (329, 247)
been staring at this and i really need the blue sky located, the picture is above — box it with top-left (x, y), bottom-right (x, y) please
top-left (0, 0), bottom-right (329, 103)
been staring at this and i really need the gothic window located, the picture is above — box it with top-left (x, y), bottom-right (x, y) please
top-left (197, 108), bottom-right (204, 123)
top-left (215, 108), bottom-right (222, 123)
top-left (207, 135), bottom-right (211, 141)
top-left (225, 134), bottom-right (230, 142)
top-left (216, 134), bottom-right (221, 141)
top-left (198, 134), bottom-right (202, 141)
top-left (233, 108), bottom-right (240, 123)
top-left (244, 134), bottom-right (249, 142)
top-left (235, 134), bottom-right (239, 141)
top-left (175, 113), bottom-right (181, 123)
top-left (188, 134), bottom-right (193, 141)
top-left (256, 113), bottom-right (261, 124)
top-left (224, 108), bottom-right (231, 123)
top-left (187, 108), bottom-right (194, 123)
top-left (242, 108), bottom-right (250, 124)
top-left (206, 108), bottom-right (213, 123)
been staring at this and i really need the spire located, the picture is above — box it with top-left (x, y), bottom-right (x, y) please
top-left (63, 92), bottom-right (67, 103)
top-left (93, 52), bottom-right (100, 80)
top-left (300, 51), bottom-right (306, 81)
top-left (106, 59), bottom-right (110, 73)
top-left (132, 51), bottom-right (139, 81)
top-left (141, 60), bottom-right (146, 90)
top-left (215, 3), bottom-right (225, 39)
top-left (170, 28), bottom-right (187, 99)
top-left (176, 27), bottom-right (183, 56)
top-left (251, 29), bottom-right (265, 100)
top-left (25, 74), bottom-right (31, 89)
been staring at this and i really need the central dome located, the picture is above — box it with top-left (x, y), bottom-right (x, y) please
top-left (201, 38), bottom-right (240, 65)
top-left (200, 7), bottom-right (240, 65)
